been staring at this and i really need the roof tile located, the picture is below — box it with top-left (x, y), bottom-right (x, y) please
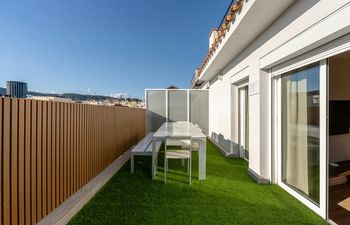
top-left (196, 0), bottom-right (244, 76)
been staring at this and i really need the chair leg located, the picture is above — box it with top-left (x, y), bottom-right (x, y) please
top-left (164, 158), bottom-right (167, 184)
top-left (189, 158), bottom-right (191, 185)
top-left (155, 154), bottom-right (158, 176)
top-left (130, 154), bottom-right (134, 173)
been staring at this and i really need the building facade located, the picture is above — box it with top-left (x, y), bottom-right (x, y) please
top-left (192, 0), bottom-right (350, 223)
top-left (30, 96), bottom-right (74, 103)
top-left (6, 81), bottom-right (28, 98)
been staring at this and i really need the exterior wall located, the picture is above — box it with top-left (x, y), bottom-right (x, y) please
top-left (204, 0), bottom-right (350, 183)
top-left (30, 96), bottom-right (74, 103)
top-left (208, 75), bottom-right (233, 153)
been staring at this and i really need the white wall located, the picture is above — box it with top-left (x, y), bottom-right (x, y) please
top-left (208, 75), bottom-right (233, 152)
top-left (204, 0), bottom-right (350, 181)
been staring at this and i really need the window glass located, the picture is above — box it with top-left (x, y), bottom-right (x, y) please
top-left (281, 63), bottom-right (320, 204)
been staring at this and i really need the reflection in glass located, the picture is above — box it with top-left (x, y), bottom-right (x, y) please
top-left (281, 63), bottom-right (320, 204)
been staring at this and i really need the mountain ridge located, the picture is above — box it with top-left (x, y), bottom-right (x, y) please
top-left (0, 87), bottom-right (141, 102)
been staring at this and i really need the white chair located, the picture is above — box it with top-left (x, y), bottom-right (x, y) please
top-left (166, 138), bottom-right (191, 149)
top-left (167, 139), bottom-right (198, 151)
top-left (165, 138), bottom-right (190, 167)
top-left (165, 123), bottom-right (201, 151)
top-left (164, 138), bottom-right (192, 184)
top-left (190, 141), bottom-right (199, 151)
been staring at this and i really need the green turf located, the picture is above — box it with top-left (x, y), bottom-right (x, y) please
top-left (69, 141), bottom-right (327, 225)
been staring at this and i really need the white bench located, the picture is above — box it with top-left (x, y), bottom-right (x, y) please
top-left (130, 132), bottom-right (161, 173)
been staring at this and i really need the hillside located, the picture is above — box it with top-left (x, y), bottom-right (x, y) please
top-left (0, 87), bottom-right (142, 102)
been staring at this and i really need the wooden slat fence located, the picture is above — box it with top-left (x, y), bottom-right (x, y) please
top-left (0, 97), bottom-right (146, 225)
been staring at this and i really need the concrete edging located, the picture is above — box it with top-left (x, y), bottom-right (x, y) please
top-left (207, 137), bottom-right (238, 158)
top-left (247, 168), bottom-right (270, 184)
top-left (37, 150), bottom-right (131, 225)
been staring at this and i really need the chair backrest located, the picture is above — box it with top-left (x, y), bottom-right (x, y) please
top-left (165, 138), bottom-right (192, 154)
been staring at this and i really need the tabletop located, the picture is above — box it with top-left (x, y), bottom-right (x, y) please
top-left (153, 122), bottom-right (206, 139)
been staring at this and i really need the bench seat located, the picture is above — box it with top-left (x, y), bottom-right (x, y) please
top-left (130, 132), bottom-right (161, 173)
top-left (130, 133), bottom-right (154, 155)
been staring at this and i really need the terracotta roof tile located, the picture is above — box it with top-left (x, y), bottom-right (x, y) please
top-left (196, 0), bottom-right (244, 77)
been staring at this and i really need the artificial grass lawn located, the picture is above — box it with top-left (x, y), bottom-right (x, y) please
top-left (69, 141), bottom-right (327, 225)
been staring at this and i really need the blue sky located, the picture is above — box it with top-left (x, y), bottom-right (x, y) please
top-left (0, 0), bottom-right (230, 98)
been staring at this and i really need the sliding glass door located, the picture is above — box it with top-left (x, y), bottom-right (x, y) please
top-left (281, 63), bottom-right (320, 204)
top-left (273, 60), bottom-right (327, 217)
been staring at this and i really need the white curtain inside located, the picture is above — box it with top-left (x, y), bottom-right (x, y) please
top-left (285, 78), bottom-right (309, 195)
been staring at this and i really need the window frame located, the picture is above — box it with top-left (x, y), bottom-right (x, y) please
top-left (271, 59), bottom-right (327, 218)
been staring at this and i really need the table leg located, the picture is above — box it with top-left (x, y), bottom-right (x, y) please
top-left (152, 140), bottom-right (159, 180)
top-left (198, 139), bottom-right (206, 180)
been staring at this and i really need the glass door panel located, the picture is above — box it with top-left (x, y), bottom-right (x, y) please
top-left (281, 63), bottom-right (320, 204)
top-left (239, 86), bottom-right (249, 160)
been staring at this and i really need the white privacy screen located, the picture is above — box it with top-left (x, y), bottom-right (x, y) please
top-left (146, 89), bottom-right (209, 135)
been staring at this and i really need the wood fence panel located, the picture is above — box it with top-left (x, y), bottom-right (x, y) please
top-left (76, 104), bottom-right (79, 192)
top-left (3, 98), bottom-right (11, 225)
top-left (79, 104), bottom-right (83, 189)
top-left (0, 98), bottom-right (2, 225)
top-left (51, 102), bottom-right (56, 210)
top-left (31, 100), bottom-right (37, 225)
top-left (86, 106), bottom-right (90, 183)
top-left (83, 107), bottom-right (88, 185)
top-left (18, 99), bottom-right (25, 225)
top-left (47, 102), bottom-right (52, 214)
top-left (73, 104), bottom-right (77, 194)
top-left (63, 103), bottom-right (67, 201)
top-left (0, 97), bottom-right (146, 225)
top-left (59, 103), bottom-right (63, 204)
top-left (67, 103), bottom-right (71, 198)
top-left (25, 100), bottom-right (31, 225)
top-left (42, 101), bottom-right (47, 218)
top-left (55, 102), bottom-right (60, 206)
top-left (11, 99), bottom-right (18, 225)
top-left (37, 101), bottom-right (42, 221)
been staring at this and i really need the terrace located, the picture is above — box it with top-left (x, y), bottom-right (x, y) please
top-left (2, 0), bottom-right (350, 224)
top-left (0, 89), bottom-right (328, 225)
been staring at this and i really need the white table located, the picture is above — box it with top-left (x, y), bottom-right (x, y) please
top-left (152, 122), bottom-right (207, 180)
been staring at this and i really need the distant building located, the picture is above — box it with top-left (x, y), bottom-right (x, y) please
top-left (30, 96), bottom-right (74, 103)
top-left (166, 85), bottom-right (179, 89)
top-left (6, 81), bottom-right (28, 98)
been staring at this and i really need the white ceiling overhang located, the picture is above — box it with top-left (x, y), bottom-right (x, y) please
top-left (199, 0), bottom-right (294, 81)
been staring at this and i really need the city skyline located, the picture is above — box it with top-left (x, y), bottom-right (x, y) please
top-left (0, 81), bottom-right (138, 99)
